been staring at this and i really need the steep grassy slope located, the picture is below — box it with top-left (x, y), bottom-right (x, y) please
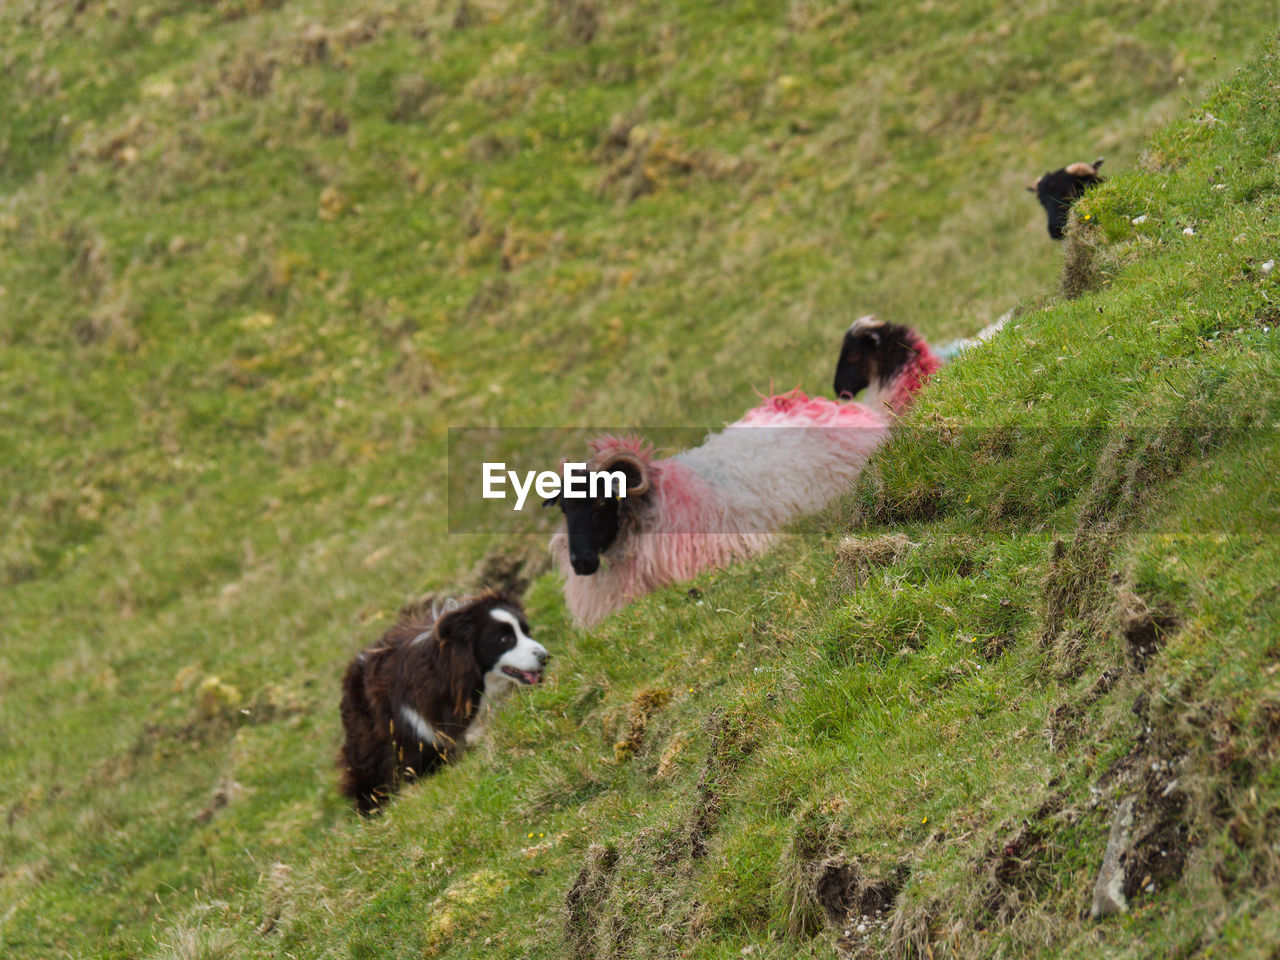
top-left (1, 2), bottom-right (1278, 958)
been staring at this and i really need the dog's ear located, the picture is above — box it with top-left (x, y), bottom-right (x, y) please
top-left (435, 601), bottom-right (486, 720)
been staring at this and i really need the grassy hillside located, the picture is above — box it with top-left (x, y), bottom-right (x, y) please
top-left (2, 2), bottom-right (1279, 958)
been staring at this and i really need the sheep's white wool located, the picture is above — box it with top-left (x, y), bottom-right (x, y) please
top-left (551, 332), bottom-right (942, 626)
top-left (552, 396), bottom-right (896, 626)
top-left (672, 403), bottom-right (886, 535)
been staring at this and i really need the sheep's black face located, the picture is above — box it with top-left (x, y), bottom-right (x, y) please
top-left (1031, 161), bottom-right (1103, 240)
top-left (833, 319), bottom-right (918, 401)
top-left (550, 495), bottom-right (621, 576)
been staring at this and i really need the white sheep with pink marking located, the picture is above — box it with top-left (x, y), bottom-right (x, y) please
top-left (547, 317), bottom-right (941, 626)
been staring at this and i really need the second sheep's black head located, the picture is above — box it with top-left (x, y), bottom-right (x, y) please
top-left (832, 314), bottom-right (920, 402)
top-left (1029, 158), bottom-right (1104, 239)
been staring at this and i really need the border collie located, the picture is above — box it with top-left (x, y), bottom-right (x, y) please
top-left (338, 591), bottom-right (548, 814)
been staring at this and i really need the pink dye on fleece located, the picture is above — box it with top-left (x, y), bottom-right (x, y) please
top-left (551, 335), bottom-right (941, 626)
top-left (552, 437), bottom-right (772, 628)
top-left (884, 332), bottom-right (942, 414)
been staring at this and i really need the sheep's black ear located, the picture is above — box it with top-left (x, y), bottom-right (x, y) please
top-left (1093, 158), bottom-right (1104, 170)
top-left (543, 494), bottom-right (560, 508)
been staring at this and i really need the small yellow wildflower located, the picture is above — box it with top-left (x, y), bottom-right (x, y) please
top-left (921, 816), bottom-right (928, 825)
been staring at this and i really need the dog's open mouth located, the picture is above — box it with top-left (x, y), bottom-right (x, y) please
top-left (502, 666), bottom-right (543, 685)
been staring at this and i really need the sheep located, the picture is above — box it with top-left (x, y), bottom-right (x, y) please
top-left (1029, 158), bottom-right (1104, 239)
top-left (548, 317), bottom-right (940, 626)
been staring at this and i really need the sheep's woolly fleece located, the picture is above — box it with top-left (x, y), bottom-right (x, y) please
top-left (551, 391), bottom-right (895, 627)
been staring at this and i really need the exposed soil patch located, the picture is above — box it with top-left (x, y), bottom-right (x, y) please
top-left (292, 15), bottom-right (383, 64)
top-left (1047, 666), bottom-right (1121, 750)
top-left (978, 793), bottom-right (1068, 926)
top-left (391, 75), bottom-right (442, 122)
top-left (861, 477), bottom-right (945, 526)
top-left (972, 425), bottom-right (1018, 463)
top-left (1122, 773), bottom-right (1190, 900)
top-left (564, 842), bottom-right (619, 960)
top-left (613, 688), bottom-right (671, 762)
top-left (688, 708), bottom-right (757, 859)
top-left (547, 0), bottom-right (600, 45)
top-left (835, 533), bottom-right (910, 587)
top-left (222, 51), bottom-right (278, 98)
top-left (817, 855), bottom-right (909, 923)
top-left (980, 632), bottom-right (1017, 661)
top-left (827, 858), bottom-right (911, 958)
top-left (465, 539), bottom-right (550, 599)
top-left (194, 776), bottom-right (246, 823)
top-left (1041, 530), bottom-right (1115, 645)
top-left (1092, 713), bottom-right (1194, 911)
top-left (1061, 217), bottom-right (1105, 299)
top-left (598, 126), bottom-right (752, 204)
top-left (777, 795), bottom-right (910, 941)
top-left (1115, 583), bottom-right (1179, 672)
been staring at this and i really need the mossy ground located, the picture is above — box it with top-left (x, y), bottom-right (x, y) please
top-left (2, 3), bottom-right (1279, 958)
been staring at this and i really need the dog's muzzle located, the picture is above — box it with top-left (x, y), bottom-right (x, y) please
top-left (501, 666), bottom-right (544, 685)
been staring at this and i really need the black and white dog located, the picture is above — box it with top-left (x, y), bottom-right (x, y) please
top-left (1029, 158), bottom-right (1104, 239)
top-left (338, 591), bottom-right (549, 814)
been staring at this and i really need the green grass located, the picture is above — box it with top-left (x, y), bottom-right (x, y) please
top-left (2, 1), bottom-right (1280, 958)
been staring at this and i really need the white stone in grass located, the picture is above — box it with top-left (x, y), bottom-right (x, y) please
top-left (1183, 227), bottom-right (1196, 236)
top-left (1091, 796), bottom-right (1135, 919)
top-left (1131, 214), bottom-right (1148, 225)
top-left (1261, 260), bottom-right (1275, 275)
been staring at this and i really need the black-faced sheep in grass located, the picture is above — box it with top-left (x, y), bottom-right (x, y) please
top-left (547, 317), bottom-right (941, 627)
top-left (1029, 158), bottom-right (1104, 239)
